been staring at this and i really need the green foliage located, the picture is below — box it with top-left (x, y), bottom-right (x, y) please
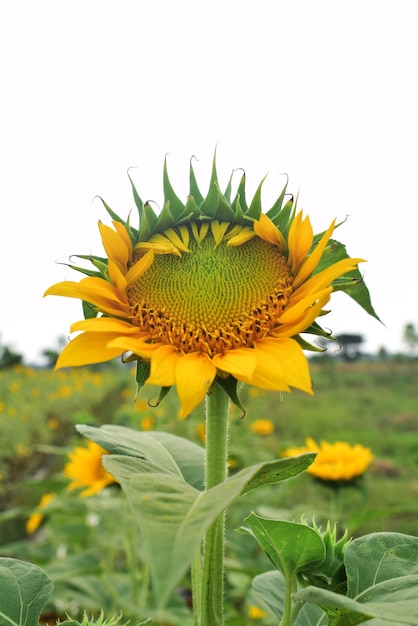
top-left (0, 557), bottom-right (53, 626)
top-left (76, 424), bottom-right (314, 607)
top-left (248, 522), bottom-right (418, 626)
top-left (1, 361), bottom-right (418, 624)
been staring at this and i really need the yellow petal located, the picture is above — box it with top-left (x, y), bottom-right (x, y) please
top-left (254, 213), bottom-right (286, 250)
top-left (107, 337), bottom-right (157, 358)
top-left (253, 338), bottom-right (313, 394)
top-left (55, 332), bottom-right (126, 368)
top-left (227, 227), bottom-right (256, 246)
top-left (291, 257), bottom-right (365, 305)
top-left (108, 258), bottom-right (127, 292)
top-left (98, 221), bottom-right (129, 273)
top-left (212, 348), bottom-right (257, 379)
top-left (70, 317), bottom-right (144, 334)
top-left (146, 345), bottom-right (181, 387)
top-left (274, 289), bottom-right (332, 337)
top-left (163, 228), bottom-right (190, 252)
top-left (113, 221), bottom-right (133, 257)
top-left (134, 240), bottom-right (181, 256)
top-left (126, 249), bottom-right (155, 286)
top-left (191, 221), bottom-right (209, 244)
top-left (174, 353), bottom-right (217, 418)
top-left (44, 277), bottom-right (130, 317)
top-left (293, 219), bottom-right (335, 289)
top-left (287, 212), bottom-right (313, 275)
top-left (210, 220), bottom-right (229, 246)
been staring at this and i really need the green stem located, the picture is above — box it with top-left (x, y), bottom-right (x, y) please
top-left (191, 547), bottom-right (202, 626)
top-left (199, 381), bottom-right (230, 626)
top-left (280, 574), bottom-right (295, 626)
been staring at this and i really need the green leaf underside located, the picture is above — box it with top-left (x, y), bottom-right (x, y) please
top-left (0, 557), bottom-right (53, 626)
top-left (75, 423), bottom-right (314, 608)
top-left (103, 453), bottom-right (312, 608)
top-left (77, 424), bottom-right (205, 490)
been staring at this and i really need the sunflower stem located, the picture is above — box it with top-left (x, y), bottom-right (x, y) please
top-left (199, 381), bottom-right (230, 626)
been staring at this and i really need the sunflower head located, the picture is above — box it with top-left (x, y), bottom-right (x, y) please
top-left (281, 437), bottom-right (374, 485)
top-left (64, 441), bottom-right (117, 497)
top-left (45, 153), bottom-right (379, 418)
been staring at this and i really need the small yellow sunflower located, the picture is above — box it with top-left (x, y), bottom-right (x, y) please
top-left (64, 440), bottom-right (117, 496)
top-left (248, 605), bottom-right (268, 620)
top-left (250, 419), bottom-right (275, 436)
top-left (281, 437), bottom-right (374, 482)
top-left (45, 155), bottom-right (378, 418)
top-left (26, 492), bottom-right (55, 534)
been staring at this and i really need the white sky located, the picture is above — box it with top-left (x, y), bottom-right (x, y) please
top-left (1, 1), bottom-right (417, 364)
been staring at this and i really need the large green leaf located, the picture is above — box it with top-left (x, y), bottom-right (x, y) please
top-left (243, 514), bottom-right (325, 577)
top-left (295, 532), bottom-right (418, 625)
top-left (103, 454), bottom-right (313, 608)
top-left (77, 424), bottom-right (205, 490)
top-left (0, 557), bottom-right (53, 626)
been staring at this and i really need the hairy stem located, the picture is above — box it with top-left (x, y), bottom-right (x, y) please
top-left (199, 381), bottom-right (230, 626)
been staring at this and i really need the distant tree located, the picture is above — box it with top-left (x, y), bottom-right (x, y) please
top-left (0, 343), bottom-right (23, 369)
top-left (403, 322), bottom-right (418, 357)
top-left (378, 346), bottom-right (389, 361)
top-left (335, 333), bottom-right (364, 361)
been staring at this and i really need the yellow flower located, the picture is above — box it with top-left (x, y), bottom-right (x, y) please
top-left (64, 440), bottom-right (117, 496)
top-left (44, 155), bottom-right (375, 418)
top-left (248, 604), bottom-right (268, 620)
top-left (140, 416), bottom-right (154, 430)
top-left (281, 437), bottom-right (374, 482)
top-left (250, 419), bottom-right (275, 436)
top-left (26, 492), bottom-right (55, 534)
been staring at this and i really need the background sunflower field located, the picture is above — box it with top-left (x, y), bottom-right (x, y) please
top-left (1, 356), bottom-right (417, 624)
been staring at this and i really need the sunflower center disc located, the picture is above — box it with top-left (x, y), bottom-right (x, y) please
top-left (127, 227), bottom-right (293, 355)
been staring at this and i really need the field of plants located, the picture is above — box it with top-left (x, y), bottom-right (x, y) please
top-left (1, 358), bottom-right (417, 625)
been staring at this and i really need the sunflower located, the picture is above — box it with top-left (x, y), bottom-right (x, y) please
top-left (64, 441), bottom-right (117, 497)
top-left (281, 437), bottom-right (374, 483)
top-left (44, 155), bottom-right (377, 418)
top-left (26, 492), bottom-right (55, 534)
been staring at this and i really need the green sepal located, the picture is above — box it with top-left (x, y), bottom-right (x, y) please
top-left (139, 201), bottom-right (159, 241)
top-left (135, 360), bottom-right (150, 396)
top-left (99, 196), bottom-right (126, 227)
top-left (231, 171), bottom-right (248, 213)
top-left (246, 175), bottom-right (267, 219)
top-left (198, 155), bottom-right (222, 218)
top-left (163, 157), bottom-right (186, 219)
top-left (235, 197), bottom-right (248, 224)
top-left (184, 195), bottom-right (202, 218)
top-left (150, 385), bottom-right (172, 407)
top-left (266, 179), bottom-right (288, 221)
top-left (189, 157), bottom-right (204, 205)
top-left (127, 170), bottom-right (144, 215)
top-left (302, 320), bottom-right (334, 339)
top-left (57, 258), bottom-right (104, 278)
top-left (212, 183), bottom-right (236, 221)
top-left (215, 375), bottom-right (246, 417)
top-left (152, 200), bottom-right (177, 232)
top-left (82, 300), bottom-right (99, 320)
top-left (294, 334), bottom-right (328, 353)
top-left (315, 239), bottom-right (382, 323)
top-left (223, 170), bottom-right (234, 203)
